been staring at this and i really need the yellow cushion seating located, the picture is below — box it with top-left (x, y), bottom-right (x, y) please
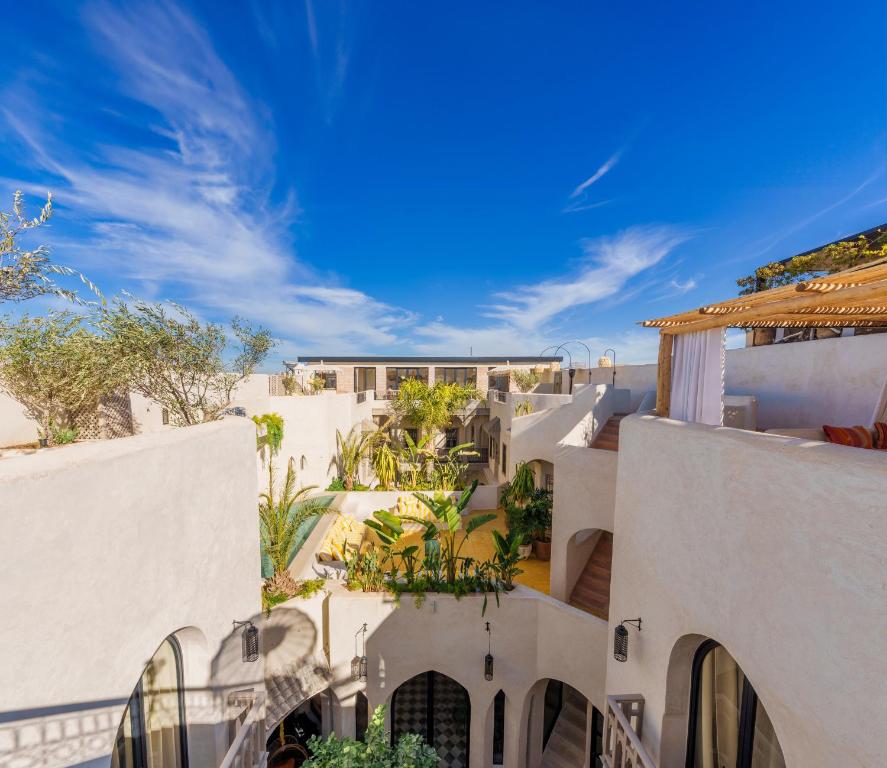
top-left (316, 514), bottom-right (366, 562)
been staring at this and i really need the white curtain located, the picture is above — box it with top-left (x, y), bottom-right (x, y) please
top-left (670, 328), bottom-right (725, 425)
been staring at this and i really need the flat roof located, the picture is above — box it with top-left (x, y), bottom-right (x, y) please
top-left (290, 355), bottom-right (563, 364)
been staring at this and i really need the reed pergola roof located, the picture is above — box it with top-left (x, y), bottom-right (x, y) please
top-left (640, 257), bottom-right (887, 334)
top-left (643, 257), bottom-right (887, 417)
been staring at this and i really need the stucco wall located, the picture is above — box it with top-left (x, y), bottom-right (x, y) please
top-left (725, 332), bottom-right (887, 429)
top-left (587, 333), bottom-right (887, 430)
top-left (0, 419), bottom-right (262, 768)
top-left (323, 584), bottom-right (609, 768)
top-left (549, 443), bottom-right (618, 601)
top-left (606, 415), bottom-right (887, 768)
top-left (0, 390), bottom-right (36, 446)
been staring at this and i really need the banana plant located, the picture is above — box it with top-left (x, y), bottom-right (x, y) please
top-left (431, 441), bottom-right (479, 489)
top-left (398, 431), bottom-right (435, 489)
top-left (409, 480), bottom-right (496, 586)
top-left (491, 530), bottom-right (523, 590)
top-left (364, 509), bottom-right (405, 578)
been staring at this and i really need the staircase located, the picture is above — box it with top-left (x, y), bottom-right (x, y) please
top-left (590, 413), bottom-right (627, 451)
top-left (569, 532), bottom-right (613, 620)
top-left (540, 688), bottom-right (588, 768)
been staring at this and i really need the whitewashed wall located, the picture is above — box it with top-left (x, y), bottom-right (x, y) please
top-left (324, 584), bottom-right (609, 768)
top-left (606, 415), bottom-right (887, 768)
top-left (0, 420), bottom-right (262, 768)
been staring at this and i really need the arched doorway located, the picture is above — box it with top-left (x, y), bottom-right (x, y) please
top-left (391, 671), bottom-right (470, 768)
top-left (266, 690), bottom-right (333, 762)
top-left (523, 679), bottom-right (600, 768)
top-left (687, 641), bottom-right (786, 768)
top-left (110, 635), bottom-right (188, 768)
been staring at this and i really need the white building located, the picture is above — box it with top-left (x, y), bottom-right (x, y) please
top-left (1, 261), bottom-right (886, 768)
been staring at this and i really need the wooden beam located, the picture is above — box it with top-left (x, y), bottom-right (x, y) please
top-left (662, 278), bottom-right (887, 335)
top-left (656, 331), bottom-right (673, 417)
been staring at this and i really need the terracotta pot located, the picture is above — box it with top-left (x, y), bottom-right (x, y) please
top-left (533, 539), bottom-right (551, 561)
top-left (517, 544), bottom-right (533, 560)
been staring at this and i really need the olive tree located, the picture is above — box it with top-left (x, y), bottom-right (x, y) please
top-left (0, 313), bottom-right (123, 440)
top-left (1, 191), bottom-right (98, 304)
top-left (99, 297), bottom-right (274, 426)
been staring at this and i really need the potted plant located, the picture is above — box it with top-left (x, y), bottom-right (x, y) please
top-left (524, 488), bottom-right (553, 561)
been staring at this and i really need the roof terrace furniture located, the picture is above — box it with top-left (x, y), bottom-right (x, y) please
top-left (642, 257), bottom-right (887, 420)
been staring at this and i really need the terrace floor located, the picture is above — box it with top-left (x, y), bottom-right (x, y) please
top-left (399, 508), bottom-right (551, 594)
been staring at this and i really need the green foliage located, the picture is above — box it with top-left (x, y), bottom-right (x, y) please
top-left (253, 412), bottom-right (284, 467)
top-left (0, 191), bottom-right (99, 304)
top-left (511, 369), bottom-right (540, 393)
top-left (429, 441), bottom-right (477, 490)
top-left (305, 705), bottom-right (438, 768)
top-left (521, 488), bottom-right (553, 542)
top-left (736, 232), bottom-right (887, 295)
top-left (0, 313), bottom-right (125, 440)
top-left (261, 589), bottom-right (290, 613)
top-left (259, 458), bottom-right (325, 575)
top-left (98, 297), bottom-right (273, 426)
top-left (389, 378), bottom-right (480, 439)
top-left (491, 530), bottom-right (523, 590)
top-left (326, 477), bottom-right (347, 491)
top-left (335, 426), bottom-right (375, 490)
top-left (308, 374), bottom-right (325, 394)
top-left (372, 438), bottom-right (399, 490)
top-left (510, 461), bottom-right (536, 506)
top-left (343, 482), bottom-right (503, 614)
top-left (396, 431), bottom-right (435, 489)
top-left (514, 399), bottom-right (534, 416)
top-left (411, 481), bottom-right (495, 586)
top-left (281, 371), bottom-right (300, 395)
top-left (50, 423), bottom-right (78, 444)
top-left (295, 577), bottom-right (327, 599)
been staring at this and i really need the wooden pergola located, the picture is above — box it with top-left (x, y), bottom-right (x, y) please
top-left (641, 258), bottom-right (887, 417)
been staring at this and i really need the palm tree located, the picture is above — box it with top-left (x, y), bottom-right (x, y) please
top-left (259, 458), bottom-right (324, 575)
top-left (335, 425), bottom-right (374, 490)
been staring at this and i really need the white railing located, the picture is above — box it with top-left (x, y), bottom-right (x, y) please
top-left (602, 694), bottom-right (657, 768)
top-left (220, 690), bottom-right (267, 768)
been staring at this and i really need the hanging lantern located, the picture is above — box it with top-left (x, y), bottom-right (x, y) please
top-left (484, 622), bottom-right (494, 681)
top-left (234, 620), bottom-right (259, 663)
top-left (613, 624), bottom-right (629, 663)
top-left (614, 618), bottom-right (642, 663)
top-left (353, 623), bottom-right (368, 682)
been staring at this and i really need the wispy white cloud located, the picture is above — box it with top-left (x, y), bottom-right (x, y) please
top-left (570, 151), bottom-right (622, 199)
top-left (563, 149), bottom-right (623, 213)
top-left (487, 225), bottom-right (694, 331)
top-left (410, 225), bottom-right (693, 360)
top-left (666, 276), bottom-right (698, 295)
top-left (0, 0), bottom-right (407, 359)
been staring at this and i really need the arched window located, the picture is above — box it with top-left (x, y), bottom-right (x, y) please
top-left (112, 636), bottom-right (188, 768)
top-left (686, 641), bottom-right (785, 768)
top-left (355, 691), bottom-right (369, 743)
top-left (492, 690), bottom-right (505, 766)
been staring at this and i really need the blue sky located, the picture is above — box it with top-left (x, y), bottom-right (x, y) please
top-left (2, 1), bottom-right (886, 365)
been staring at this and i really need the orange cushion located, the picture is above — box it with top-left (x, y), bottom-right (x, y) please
top-left (822, 424), bottom-right (873, 449)
top-left (873, 422), bottom-right (887, 449)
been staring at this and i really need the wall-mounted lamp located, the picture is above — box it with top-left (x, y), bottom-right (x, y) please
top-left (614, 618), bottom-right (642, 663)
top-left (352, 623), bottom-right (368, 682)
top-left (234, 620), bottom-right (259, 663)
top-left (484, 622), bottom-right (494, 681)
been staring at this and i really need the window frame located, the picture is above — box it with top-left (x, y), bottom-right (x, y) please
top-left (434, 367), bottom-right (477, 386)
top-left (685, 640), bottom-right (769, 768)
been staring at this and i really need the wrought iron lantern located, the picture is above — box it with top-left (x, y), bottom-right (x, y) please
top-left (234, 620), bottom-right (259, 662)
top-left (352, 623), bottom-right (368, 682)
top-left (484, 622), bottom-right (494, 681)
top-left (614, 618), bottom-right (642, 663)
